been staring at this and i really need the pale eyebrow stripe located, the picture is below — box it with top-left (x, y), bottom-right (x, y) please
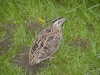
top-left (52, 17), bottom-right (63, 24)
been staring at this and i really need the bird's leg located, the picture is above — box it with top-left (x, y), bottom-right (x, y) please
top-left (13, 59), bottom-right (21, 62)
top-left (49, 56), bottom-right (55, 61)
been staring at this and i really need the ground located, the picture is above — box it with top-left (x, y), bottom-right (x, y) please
top-left (0, 0), bottom-right (100, 75)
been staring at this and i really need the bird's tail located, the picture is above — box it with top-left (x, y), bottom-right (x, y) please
top-left (29, 59), bottom-right (36, 65)
top-left (29, 54), bottom-right (41, 65)
top-left (29, 58), bottom-right (41, 65)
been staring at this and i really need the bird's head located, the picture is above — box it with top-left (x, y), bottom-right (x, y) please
top-left (52, 17), bottom-right (66, 27)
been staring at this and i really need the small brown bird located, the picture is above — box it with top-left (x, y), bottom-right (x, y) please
top-left (29, 17), bottom-right (65, 65)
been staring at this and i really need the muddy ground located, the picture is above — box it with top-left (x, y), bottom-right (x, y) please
top-left (12, 46), bottom-right (48, 75)
top-left (0, 23), bottom-right (48, 75)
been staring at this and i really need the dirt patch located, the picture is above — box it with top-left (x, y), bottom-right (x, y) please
top-left (0, 24), bottom-right (16, 55)
top-left (12, 46), bottom-right (48, 75)
top-left (26, 22), bottom-right (43, 33)
top-left (86, 23), bottom-right (95, 32)
top-left (11, 22), bottom-right (48, 75)
top-left (0, 36), bottom-right (10, 55)
top-left (1, 22), bottom-right (49, 75)
top-left (69, 37), bottom-right (90, 50)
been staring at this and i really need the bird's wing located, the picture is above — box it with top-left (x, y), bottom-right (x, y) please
top-left (38, 35), bottom-right (61, 60)
top-left (29, 26), bottom-right (53, 60)
top-left (29, 26), bottom-right (62, 63)
top-left (32, 33), bottom-right (61, 60)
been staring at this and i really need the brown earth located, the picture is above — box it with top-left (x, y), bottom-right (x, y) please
top-left (0, 24), bottom-right (16, 55)
top-left (69, 36), bottom-right (90, 50)
top-left (12, 46), bottom-right (48, 75)
top-left (86, 23), bottom-right (95, 32)
top-left (11, 22), bottom-right (48, 75)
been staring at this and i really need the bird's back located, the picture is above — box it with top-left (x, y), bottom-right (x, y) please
top-left (29, 25), bottom-right (62, 65)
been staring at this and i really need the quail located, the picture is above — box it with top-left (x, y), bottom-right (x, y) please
top-left (29, 17), bottom-right (65, 65)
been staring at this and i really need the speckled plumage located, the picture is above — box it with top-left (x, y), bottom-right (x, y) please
top-left (29, 17), bottom-right (65, 65)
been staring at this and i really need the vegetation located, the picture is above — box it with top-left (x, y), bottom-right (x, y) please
top-left (0, 0), bottom-right (100, 75)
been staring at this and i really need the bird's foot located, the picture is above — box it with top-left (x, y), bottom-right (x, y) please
top-left (49, 57), bottom-right (55, 61)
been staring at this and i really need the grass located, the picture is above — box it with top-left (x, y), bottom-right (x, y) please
top-left (0, 0), bottom-right (100, 75)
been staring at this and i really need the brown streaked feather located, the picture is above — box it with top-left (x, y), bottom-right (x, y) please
top-left (29, 26), bottom-right (62, 65)
top-left (29, 17), bottom-right (65, 65)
